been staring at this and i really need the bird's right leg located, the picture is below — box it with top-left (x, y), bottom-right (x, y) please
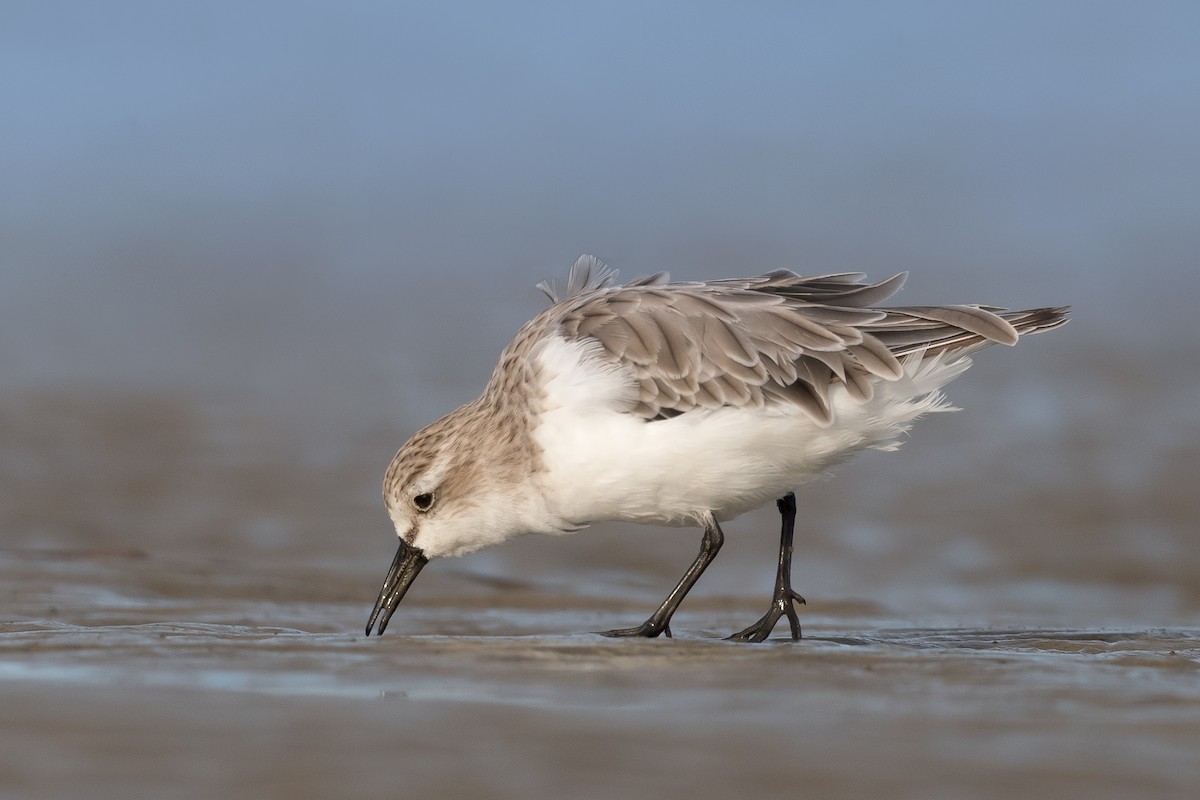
top-left (600, 515), bottom-right (725, 639)
top-left (727, 491), bottom-right (805, 642)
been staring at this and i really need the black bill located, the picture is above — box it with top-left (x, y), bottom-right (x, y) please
top-left (365, 539), bottom-right (429, 636)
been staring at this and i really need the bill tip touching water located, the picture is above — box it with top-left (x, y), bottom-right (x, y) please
top-left (366, 255), bottom-right (1069, 641)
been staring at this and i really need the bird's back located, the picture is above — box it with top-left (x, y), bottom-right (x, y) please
top-left (519, 256), bottom-right (1068, 425)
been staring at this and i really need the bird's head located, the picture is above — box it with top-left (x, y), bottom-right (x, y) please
top-left (365, 406), bottom-right (543, 635)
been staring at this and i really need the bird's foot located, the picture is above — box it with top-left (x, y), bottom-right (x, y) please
top-left (727, 589), bottom-right (806, 643)
top-left (599, 619), bottom-right (672, 639)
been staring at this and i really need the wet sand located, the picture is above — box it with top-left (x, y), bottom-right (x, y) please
top-left (3, 544), bottom-right (1199, 799)
top-left (2, 352), bottom-right (1198, 799)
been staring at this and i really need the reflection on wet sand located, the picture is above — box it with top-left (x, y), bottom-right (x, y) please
top-left (2, 542), bottom-right (1198, 799)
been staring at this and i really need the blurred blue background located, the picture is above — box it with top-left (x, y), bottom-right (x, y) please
top-left (2, 2), bottom-right (1197, 597)
top-left (4, 1), bottom-right (1197, 389)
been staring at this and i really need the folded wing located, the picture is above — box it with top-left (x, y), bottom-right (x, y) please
top-left (547, 259), bottom-right (1068, 424)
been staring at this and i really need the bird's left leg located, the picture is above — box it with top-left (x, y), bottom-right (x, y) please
top-left (727, 492), bottom-right (806, 642)
top-left (600, 514), bottom-right (725, 639)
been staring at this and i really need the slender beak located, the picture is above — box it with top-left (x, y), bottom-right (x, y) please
top-left (365, 539), bottom-right (429, 636)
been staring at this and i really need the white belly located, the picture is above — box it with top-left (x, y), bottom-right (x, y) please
top-left (530, 336), bottom-right (971, 528)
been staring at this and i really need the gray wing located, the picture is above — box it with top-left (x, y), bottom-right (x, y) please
top-left (551, 266), bottom-right (1068, 424)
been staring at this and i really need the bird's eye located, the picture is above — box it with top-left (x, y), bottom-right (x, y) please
top-left (412, 492), bottom-right (435, 512)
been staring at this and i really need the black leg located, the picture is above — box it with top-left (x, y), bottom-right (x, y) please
top-left (600, 515), bottom-right (725, 639)
top-left (727, 492), bottom-right (806, 642)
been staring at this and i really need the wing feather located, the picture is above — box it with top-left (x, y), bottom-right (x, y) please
top-left (538, 256), bottom-right (1068, 423)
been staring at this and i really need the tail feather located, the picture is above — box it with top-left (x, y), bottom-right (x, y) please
top-left (882, 306), bottom-right (1069, 358)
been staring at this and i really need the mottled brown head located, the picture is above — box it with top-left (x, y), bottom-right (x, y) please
top-left (383, 410), bottom-right (479, 549)
top-left (380, 389), bottom-right (547, 560)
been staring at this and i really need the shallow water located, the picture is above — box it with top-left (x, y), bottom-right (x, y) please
top-left (3, 534), bottom-right (1199, 800)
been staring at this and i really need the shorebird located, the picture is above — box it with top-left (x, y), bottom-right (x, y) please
top-left (366, 256), bottom-right (1068, 641)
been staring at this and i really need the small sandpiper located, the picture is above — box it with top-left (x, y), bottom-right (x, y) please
top-left (367, 256), bottom-right (1068, 641)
